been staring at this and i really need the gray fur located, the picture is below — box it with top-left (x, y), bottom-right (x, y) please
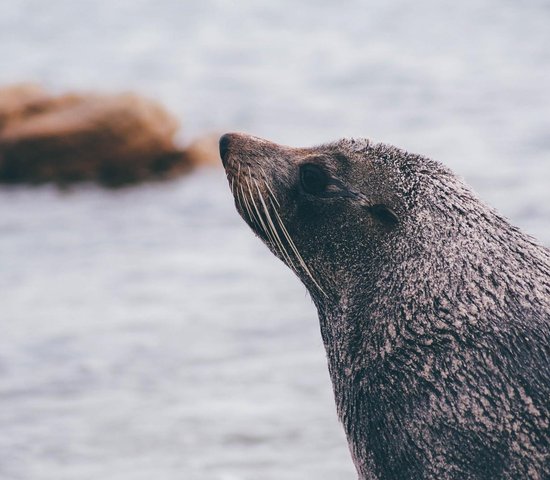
top-left (220, 133), bottom-right (550, 479)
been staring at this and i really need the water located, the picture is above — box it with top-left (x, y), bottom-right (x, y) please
top-left (0, 1), bottom-right (549, 479)
top-left (0, 176), bottom-right (351, 479)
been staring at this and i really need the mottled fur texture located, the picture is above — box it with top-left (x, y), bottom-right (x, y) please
top-left (220, 133), bottom-right (550, 479)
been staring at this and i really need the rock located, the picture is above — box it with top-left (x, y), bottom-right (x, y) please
top-left (0, 83), bottom-right (51, 130)
top-left (183, 133), bottom-right (223, 169)
top-left (0, 85), bottom-right (190, 186)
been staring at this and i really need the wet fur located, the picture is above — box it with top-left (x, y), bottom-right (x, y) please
top-left (221, 134), bottom-right (550, 479)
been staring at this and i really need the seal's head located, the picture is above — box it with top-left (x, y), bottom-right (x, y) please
top-left (219, 132), bottom-right (455, 304)
top-left (219, 132), bottom-right (550, 479)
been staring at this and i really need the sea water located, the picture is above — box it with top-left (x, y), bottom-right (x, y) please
top-left (0, 1), bottom-right (548, 479)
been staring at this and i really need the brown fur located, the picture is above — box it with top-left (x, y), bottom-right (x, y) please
top-left (221, 132), bottom-right (550, 480)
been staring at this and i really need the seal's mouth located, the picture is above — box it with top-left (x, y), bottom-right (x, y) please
top-left (219, 132), bottom-right (328, 297)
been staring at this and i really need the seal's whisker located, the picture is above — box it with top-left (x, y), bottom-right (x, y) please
top-left (269, 198), bottom-right (327, 297)
top-left (239, 193), bottom-right (251, 227)
top-left (248, 180), bottom-right (290, 268)
top-left (233, 179), bottom-right (242, 211)
top-left (263, 179), bottom-right (281, 208)
top-left (239, 183), bottom-right (260, 231)
top-left (232, 178), bottom-right (245, 215)
top-left (245, 177), bottom-right (273, 243)
top-left (236, 182), bottom-right (248, 218)
top-left (253, 179), bottom-right (297, 272)
top-left (241, 178), bottom-right (262, 231)
top-left (238, 183), bottom-right (249, 216)
top-left (239, 182), bottom-right (263, 235)
top-left (259, 167), bottom-right (281, 207)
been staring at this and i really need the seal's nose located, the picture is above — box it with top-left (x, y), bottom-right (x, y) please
top-left (219, 134), bottom-right (232, 167)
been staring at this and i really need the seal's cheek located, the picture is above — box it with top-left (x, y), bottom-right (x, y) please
top-left (294, 200), bottom-right (326, 224)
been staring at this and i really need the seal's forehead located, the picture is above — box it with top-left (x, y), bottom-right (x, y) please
top-left (334, 137), bottom-right (371, 153)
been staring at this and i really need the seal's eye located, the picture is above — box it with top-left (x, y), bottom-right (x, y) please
top-left (369, 204), bottom-right (399, 226)
top-left (300, 164), bottom-right (329, 195)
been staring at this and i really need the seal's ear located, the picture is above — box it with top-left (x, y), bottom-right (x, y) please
top-left (368, 204), bottom-right (399, 226)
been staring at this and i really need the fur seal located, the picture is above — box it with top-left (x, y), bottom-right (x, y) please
top-left (219, 133), bottom-right (550, 479)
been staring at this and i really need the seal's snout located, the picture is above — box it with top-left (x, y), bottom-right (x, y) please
top-left (219, 132), bottom-right (270, 167)
top-left (219, 133), bottom-right (233, 167)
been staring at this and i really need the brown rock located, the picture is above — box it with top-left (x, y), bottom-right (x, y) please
top-left (0, 83), bottom-right (51, 130)
top-left (0, 86), bottom-right (190, 186)
top-left (183, 133), bottom-right (223, 169)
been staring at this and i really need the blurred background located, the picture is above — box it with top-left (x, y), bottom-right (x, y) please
top-left (0, 1), bottom-right (548, 479)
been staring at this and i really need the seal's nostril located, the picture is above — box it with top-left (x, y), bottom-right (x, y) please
top-left (219, 134), bottom-right (232, 167)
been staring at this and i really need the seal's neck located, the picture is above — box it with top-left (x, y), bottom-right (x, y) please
top-left (314, 261), bottom-right (455, 478)
top-left (313, 214), bottom-right (550, 479)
